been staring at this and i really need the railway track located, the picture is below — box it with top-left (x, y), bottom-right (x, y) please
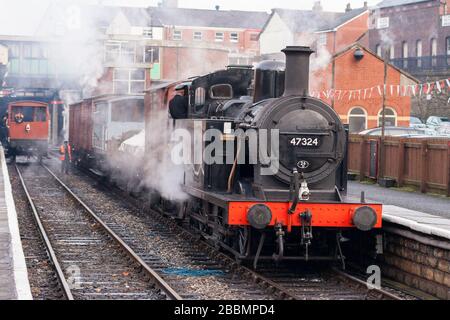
top-left (37, 158), bottom-right (405, 300)
top-left (15, 163), bottom-right (180, 300)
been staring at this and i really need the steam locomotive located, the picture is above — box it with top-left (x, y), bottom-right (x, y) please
top-left (69, 46), bottom-right (382, 268)
top-left (148, 46), bottom-right (382, 268)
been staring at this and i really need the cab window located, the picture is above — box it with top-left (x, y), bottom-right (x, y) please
top-left (11, 106), bottom-right (47, 122)
top-left (210, 84), bottom-right (233, 99)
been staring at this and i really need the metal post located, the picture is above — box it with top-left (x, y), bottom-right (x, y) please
top-left (52, 102), bottom-right (58, 146)
top-left (378, 50), bottom-right (388, 181)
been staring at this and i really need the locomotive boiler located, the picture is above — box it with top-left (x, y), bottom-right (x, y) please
top-left (154, 46), bottom-right (383, 268)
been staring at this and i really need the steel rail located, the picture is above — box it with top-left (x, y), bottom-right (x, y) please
top-left (15, 164), bottom-right (74, 300)
top-left (49, 158), bottom-right (406, 301)
top-left (41, 164), bottom-right (182, 300)
top-left (331, 268), bottom-right (403, 300)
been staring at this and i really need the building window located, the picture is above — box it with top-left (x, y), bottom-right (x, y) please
top-left (173, 30), bottom-right (182, 41)
top-left (142, 27), bottom-right (153, 38)
top-left (21, 44), bottom-right (48, 75)
top-left (431, 38), bottom-right (437, 55)
top-left (8, 44), bottom-right (20, 58)
top-left (431, 38), bottom-right (437, 66)
top-left (376, 17), bottom-right (390, 29)
top-left (376, 44), bottom-right (381, 57)
top-left (104, 41), bottom-right (136, 64)
top-left (402, 41), bottom-right (408, 68)
top-left (193, 31), bottom-right (202, 41)
top-left (378, 107), bottom-right (397, 127)
top-left (144, 46), bottom-right (159, 64)
top-left (348, 107), bottom-right (367, 133)
top-left (215, 32), bottom-right (224, 42)
top-left (402, 41), bottom-right (408, 58)
top-left (230, 32), bottom-right (239, 42)
top-left (416, 40), bottom-right (422, 67)
top-left (250, 33), bottom-right (258, 41)
top-left (389, 45), bottom-right (395, 59)
top-left (446, 37), bottom-right (450, 55)
top-left (8, 44), bottom-right (21, 74)
top-left (317, 33), bottom-right (327, 46)
top-left (416, 40), bottom-right (422, 57)
top-left (113, 68), bottom-right (146, 94)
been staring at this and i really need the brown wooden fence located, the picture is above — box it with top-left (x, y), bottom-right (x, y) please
top-left (348, 134), bottom-right (450, 196)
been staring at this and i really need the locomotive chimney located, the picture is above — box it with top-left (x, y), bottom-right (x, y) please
top-left (282, 46), bottom-right (313, 97)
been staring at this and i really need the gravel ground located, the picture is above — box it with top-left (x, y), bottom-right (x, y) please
top-left (13, 162), bottom-right (164, 300)
top-left (45, 158), bottom-right (273, 300)
top-left (347, 181), bottom-right (450, 217)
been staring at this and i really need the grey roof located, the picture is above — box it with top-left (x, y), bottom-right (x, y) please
top-left (148, 7), bottom-right (269, 29)
top-left (320, 7), bottom-right (368, 31)
top-left (376, 0), bottom-right (432, 8)
top-left (272, 7), bottom-right (368, 33)
top-left (86, 6), bottom-right (158, 28)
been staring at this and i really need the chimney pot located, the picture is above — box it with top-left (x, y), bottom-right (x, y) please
top-left (215, 5), bottom-right (220, 10)
top-left (364, 1), bottom-right (368, 8)
top-left (312, 1), bottom-right (323, 11)
top-left (346, 3), bottom-right (352, 12)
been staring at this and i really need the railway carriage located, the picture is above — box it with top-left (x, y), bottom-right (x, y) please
top-left (5, 100), bottom-right (49, 160)
top-left (69, 94), bottom-right (145, 187)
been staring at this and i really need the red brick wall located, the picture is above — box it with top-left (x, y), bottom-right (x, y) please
top-left (165, 27), bottom-right (260, 55)
top-left (312, 47), bottom-right (413, 130)
top-left (333, 49), bottom-right (411, 128)
top-left (161, 47), bottom-right (229, 80)
top-left (334, 11), bottom-right (369, 53)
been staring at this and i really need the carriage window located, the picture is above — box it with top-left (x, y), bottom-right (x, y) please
top-left (110, 99), bottom-right (144, 123)
top-left (210, 84), bottom-right (233, 99)
top-left (11, 106), bottom-right (47, 122)
top-left (195, 87), bottom-right (205, 106)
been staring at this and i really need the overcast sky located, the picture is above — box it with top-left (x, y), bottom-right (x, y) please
top-left (1, 0), bottom-right (381, 13)
top-left (0, 0), bottom-right (381, 35)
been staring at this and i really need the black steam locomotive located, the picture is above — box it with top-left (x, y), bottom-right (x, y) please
top-left (162, 46), bottom-right (382, 268)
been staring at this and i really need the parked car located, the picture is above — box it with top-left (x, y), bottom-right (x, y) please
top-left (426, 116), bottom-right (449, 129)
top-left (359, 126), bottom-right (436, 136)
top-left (436, 126), bottom-right (450, 136)
top-left (409, 116), bottom-right (425, 128)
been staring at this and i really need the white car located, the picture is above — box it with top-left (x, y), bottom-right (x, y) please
top-left (426, 116), bottom-right (450, 129)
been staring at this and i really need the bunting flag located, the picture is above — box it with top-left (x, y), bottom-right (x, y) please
top-left (308, 76), bottom-right (450, 102)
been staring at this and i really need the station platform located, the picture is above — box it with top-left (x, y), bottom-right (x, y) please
top-left (348, 180), bottom-right (450, 240)
top-left (0, 146), bottom-right (32, 300)
top-left (383, 205), bottom-right (450, 240)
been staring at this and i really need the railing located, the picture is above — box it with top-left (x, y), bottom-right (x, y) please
top-left (348, 134), bottom-right (450, 196)
top-left (390, 55), bottom-right (450, 73)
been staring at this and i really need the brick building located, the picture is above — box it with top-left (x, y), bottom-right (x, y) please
top-left (312, 44), bottom-right (418, 132)
top-left (259, 2), bottom-right (369, 58)
top-left (148, 6), bottom-right (269, 72)
top-left (369, 0), bottom-right (450, 79)
top-left (368, 0), bottom-right (450, 118)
